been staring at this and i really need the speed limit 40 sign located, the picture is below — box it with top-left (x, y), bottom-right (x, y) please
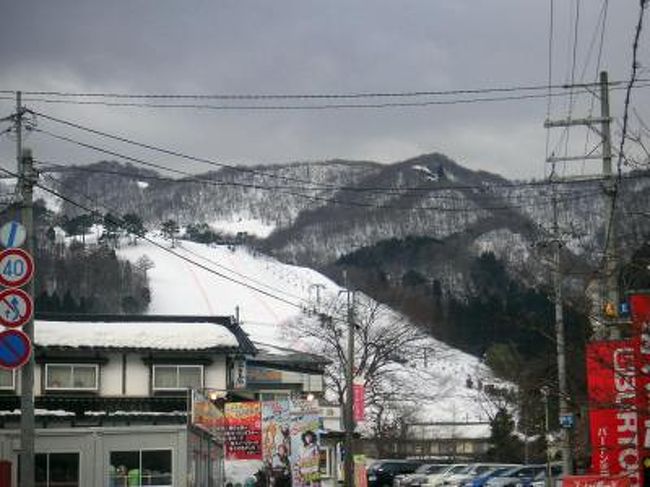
top-left (0, 248), bottom-right (34, 288)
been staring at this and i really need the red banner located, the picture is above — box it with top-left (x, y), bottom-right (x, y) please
top-left (225, 402), bottom-right (262, 460)
top-left (631, 294), bottom-right (650, 477)
top-left (587, 340), bottom-right (640, 483)
top-left (563, 475), bottom-right (630, 487)
top-left (587, 340), bottom-right (635, 409)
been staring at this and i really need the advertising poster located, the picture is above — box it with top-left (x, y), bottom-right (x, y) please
top-left (225, 402), bottom-right (263, 460)
top-left (225, 402), bottom-right (264, 486)
top-left (291, 401), bottom-right (321, 487)
top-left (262, 400), bottom-right (292, 487)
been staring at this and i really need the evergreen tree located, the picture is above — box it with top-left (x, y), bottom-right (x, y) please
top-left (486, 407), bottom-right (522, 461)
top-left (161, 219), bottom-right (179, 247)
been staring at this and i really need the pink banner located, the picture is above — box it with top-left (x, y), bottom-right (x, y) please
top-left (353, 383), bottom-right (365, 422)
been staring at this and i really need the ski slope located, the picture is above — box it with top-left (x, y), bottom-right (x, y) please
top-left (118, 237), bottom-right (505, 423)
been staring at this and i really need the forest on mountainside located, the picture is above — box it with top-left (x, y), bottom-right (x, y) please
top-left (0, 201), bottom-right (151, 314)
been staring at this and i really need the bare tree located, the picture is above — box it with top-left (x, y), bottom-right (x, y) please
top-left (286, 293), bottom-right (458, 436)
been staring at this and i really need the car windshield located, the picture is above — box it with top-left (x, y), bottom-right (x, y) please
top-left (450, 466), bottom-right (468, 474)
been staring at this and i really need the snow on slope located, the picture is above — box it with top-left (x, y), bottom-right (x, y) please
top-left (118, 238), bottom-right (503, 423)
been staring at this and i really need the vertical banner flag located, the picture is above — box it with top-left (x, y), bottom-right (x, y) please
top-left (353, 380), bottom-right (365, 422)
top-left (225, 402), bottom-right (263, 460)
top-left (631, 293), bottom-right (650, 480)
top-left (587, 339), bottom-right (640, 484)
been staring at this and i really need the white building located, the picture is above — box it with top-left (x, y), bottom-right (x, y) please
top-left (0, 314), bottom-right (256, 487)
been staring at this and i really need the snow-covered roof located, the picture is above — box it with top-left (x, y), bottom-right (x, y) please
top-left (35, 319), bottom-right (240, 351)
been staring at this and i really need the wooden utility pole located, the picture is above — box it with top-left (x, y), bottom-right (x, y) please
top-left (16, 92), bottom-right (36, 487)
top-left (543, 70), bottom-right (615, 477)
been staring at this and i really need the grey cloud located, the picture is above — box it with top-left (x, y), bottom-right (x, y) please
top-left (0, 0), bottom-right (647, 180)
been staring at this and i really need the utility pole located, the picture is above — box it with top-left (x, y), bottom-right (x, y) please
top-left (599, 71), bottom-right (619, 337)
top-left (16, 92), bottom-right (36, 487)
top-left (543, 70), bottom-right (615, 477)
top-left (343, 272), bottom-right (355, 487)
top-left (552, 191), bottom-right (572, 476)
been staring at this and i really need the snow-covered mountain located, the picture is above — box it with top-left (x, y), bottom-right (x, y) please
top-left (116, 237), bottom-right (505, 424)
top-left (51, 154), bottom-right (650, 296)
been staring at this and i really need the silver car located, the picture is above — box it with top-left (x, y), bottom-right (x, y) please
top-left (485, 465), bottom-right (547, 487)
top-left (395, 464), bottom-right (450, 487)
top-left (423, 464), bottom-right (470, 487)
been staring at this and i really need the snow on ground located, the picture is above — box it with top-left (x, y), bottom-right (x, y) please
top-left (210, 217), bottom-right (276, 238)
top-left (117, 237), bottom-right (504, 423)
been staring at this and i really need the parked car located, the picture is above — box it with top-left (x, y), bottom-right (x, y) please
top-left (368, 460), bottom-right (424, 487)
top-left (443, 464), bottom-right (521, 487)
top-left (460, 466), bottom-right (523, 487)
top-left (422, 464), bottom-right (469, 487)
top-left (394, 464), bottom-right (451, 487)
top-left (517, 464), bottom-right (563, 487)
top-left (485, 465), bottom-right (547, 487)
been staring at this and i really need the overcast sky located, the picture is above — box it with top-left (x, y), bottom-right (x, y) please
top-left (0, 1), bottom-right (647, 180)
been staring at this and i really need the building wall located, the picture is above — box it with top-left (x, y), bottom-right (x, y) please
top-left (205, 356), bottom-right (228, 392)
top-left (0, 425), bottom-right (192, 487)
top-left (18, 352), bottom-right (230, 398)
top-left (125, 353), bottom-right (150, 396)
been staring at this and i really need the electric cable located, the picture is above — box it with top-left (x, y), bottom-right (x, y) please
top-left (0, 164), bottom-right (306, 310)
top-left (32, 158), bottom-right (606, 206)
top-left (29, 126), bottom-right (604, 213)
top-left (39, 171), bottom-right (308, 304)
top-left (10, 79), bottom-right (633, 100)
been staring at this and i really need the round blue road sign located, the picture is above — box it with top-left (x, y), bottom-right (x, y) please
top-left (0, 329), bottom-right (31, 370)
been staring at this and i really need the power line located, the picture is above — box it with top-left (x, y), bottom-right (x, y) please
top-left (30, 126), bottom-right (606, 213)
top-left (32, 158), bottom-right (607, 205)
top-left (14, 83), bottom-right (650, 112)
top-left (618, 0), bottom-right (649, 175)
top-left (0, 164), bottom-right (306, 310)
top-left (28, 109), bottom-right (650, 194)
top-left (39, 171), bottom-right (308, 303)
top-left (7, 79), bottom-right (635, 100)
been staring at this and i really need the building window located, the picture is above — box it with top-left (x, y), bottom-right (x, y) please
top-left (45, 364), bottom-right (98, 391)
top-left (109, 449), bottom-right (172, 486)
top-left (0, 369), bottom-right (15, 390)
top-left (153, 365), bottom-right (203, 391)
top-left (456, 441), bottom-right (474, 454)
top-left (24, 452), bottom-right (80, 487)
